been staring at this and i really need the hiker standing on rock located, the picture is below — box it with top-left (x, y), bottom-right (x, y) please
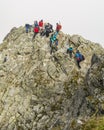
top-left (25, 24), bottom-right (31, 33)
top-left (67, 45), bottom-right (73, 58)
top-left (75, 50), bottom-right (85, 69)
top-left (39, 19), bottom-right (43, 30)
top-left (32, 25), bottom-right (39, 39)
top-left (34, 20), bottom-right (38, 27)
top-left (56, 22), bottom-right (62, 33)
top-left (50, 38), bottom-right (58, 54)
top-left (3, 54), bottom-right (8, 63)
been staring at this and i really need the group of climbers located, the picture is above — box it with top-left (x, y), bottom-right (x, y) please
top-left (67, 45), bottom-right (85, 69)
top-left (25, 20), bottom-right (55, 39)
top-left (39, 22), bottom-right (53, 37)
top-left (25, 20), bottom-right (61, 56)
top-left (33, 20), bottom-right (54, 39)
top-left (25, 20), bottom-right (84, 69)
top-left (25, 19), bottom-right (61, 54)
top-left (25, 20), bottom-right (61, 38)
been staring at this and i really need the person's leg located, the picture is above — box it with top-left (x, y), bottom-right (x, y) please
top-left (32, 33), bottom-right (36, 39)
top-left (50, 41), bottom-right (52, 47)
top-left (77, 60), bottom-right (81, 68)
top-left (69, 52), bottom-right (72, 58)
top-left (50, 47), bottom-right (53, 54)
top-left (26, 27), bottom-right (28, 33)
top-left (46, 31), bottom-right (49, 37)
top-left (32, 32), bottom-right (37, 40)
top-left (55, 46), bottom-right (58, 51)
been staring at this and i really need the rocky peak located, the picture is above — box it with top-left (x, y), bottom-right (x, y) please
top-left (0, 26), bottom-right (104, 130)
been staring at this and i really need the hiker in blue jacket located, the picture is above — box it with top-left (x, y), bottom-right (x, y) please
top-left (25, 24), bottom-right (30, 33)
top-left (75, 50), bottom-right (84, 69)
top-left (50, 36), bottom-right (58, 54)
top-left (50, 33), bottom-right (57, 47)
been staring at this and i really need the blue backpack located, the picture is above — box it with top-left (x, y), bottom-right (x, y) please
top-left (78, 53), bottom-right (85, 61)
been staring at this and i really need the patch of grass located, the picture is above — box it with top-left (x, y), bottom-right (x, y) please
top-left (52, 126), bottom-right (61, 130)
top-left (81, 117), bottom-right (104, 130)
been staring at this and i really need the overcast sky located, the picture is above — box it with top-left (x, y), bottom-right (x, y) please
top-left (0, 0), bottom-right (104, 47)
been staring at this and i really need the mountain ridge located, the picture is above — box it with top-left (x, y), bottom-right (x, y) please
top-left (0, 25), bottom-right (104, 130)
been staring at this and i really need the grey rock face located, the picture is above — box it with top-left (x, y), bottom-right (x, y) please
top-left (87, 54), bottom-right (104, 89)
top-left (0, 26), bottom-right (104, 130)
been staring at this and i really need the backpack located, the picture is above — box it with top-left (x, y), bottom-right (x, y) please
top-left (78, 53), bottom-right (85, 61)
top-left (82, 55), bottom-right (85, 61)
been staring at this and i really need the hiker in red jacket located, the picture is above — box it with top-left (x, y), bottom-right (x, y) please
top-left (32, 26), bottom-right (39, 39)
top-left (56, 22), bottom-right (62, 33)
top-left (39, 20), bottom-right (43, 29)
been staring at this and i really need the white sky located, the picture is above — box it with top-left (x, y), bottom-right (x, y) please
top-left (0, 0), bottom-right (104, 47)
